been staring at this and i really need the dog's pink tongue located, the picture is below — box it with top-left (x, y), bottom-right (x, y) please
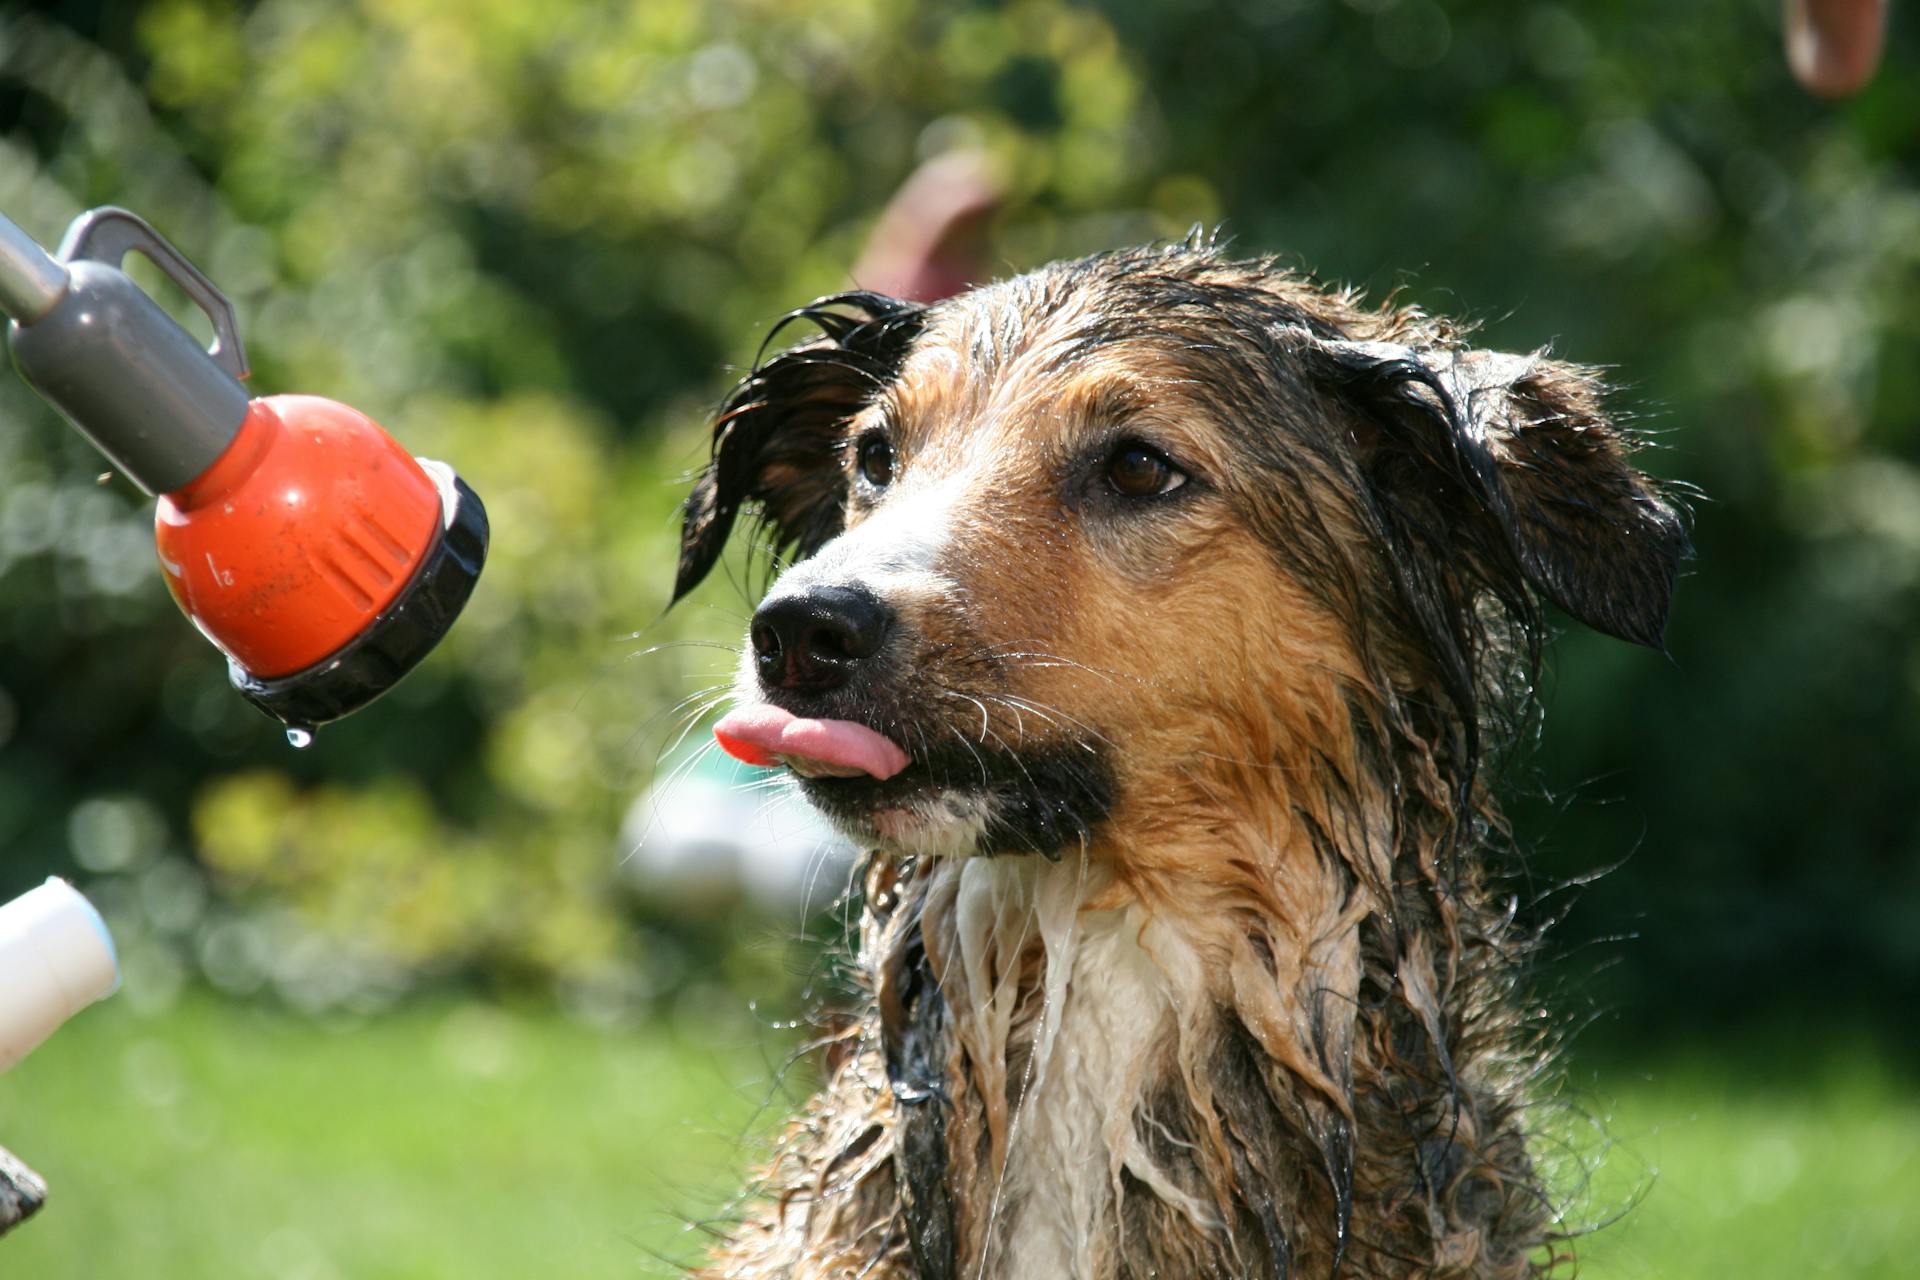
top-left (714, 705), bottom-right (910, 780)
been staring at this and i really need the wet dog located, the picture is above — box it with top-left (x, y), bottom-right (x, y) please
top-left (673, 242), bottom-right (1687, 1279)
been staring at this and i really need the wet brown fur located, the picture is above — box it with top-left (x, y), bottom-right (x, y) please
top-left (675, 243), bottom-right (1687, 1279)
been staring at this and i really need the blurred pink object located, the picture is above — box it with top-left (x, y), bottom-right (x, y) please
top-left (851, 150), bottom-right (1004, 303)
top-left (1787, 0), bottom-right (1887, 98)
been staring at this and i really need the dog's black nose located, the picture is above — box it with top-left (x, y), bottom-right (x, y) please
top-left (751, 584), bottom-right (894, 693)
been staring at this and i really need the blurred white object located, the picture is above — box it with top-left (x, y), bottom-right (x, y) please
top-left (0, 878), bottom-right (118, 1073)
top-left (620, 748), bottom-right (857, 913)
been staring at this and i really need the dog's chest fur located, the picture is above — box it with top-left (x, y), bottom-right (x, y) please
top-left (891, 857), bottom-right (1229, 1280)
top-left (784, 818), bottom-right (1547, 1280)
top-left (993, 897), bottom-right (1174, 1278)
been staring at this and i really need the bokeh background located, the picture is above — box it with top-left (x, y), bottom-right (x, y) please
top-left (2, 0), bottom-right (1916, 1275)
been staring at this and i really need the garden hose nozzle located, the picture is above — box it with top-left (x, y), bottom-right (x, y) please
top-left (0, 207), bottom-right (489, 731)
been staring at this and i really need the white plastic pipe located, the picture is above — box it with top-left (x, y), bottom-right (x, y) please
top-left (0, 878), bottom-right (118, 1073)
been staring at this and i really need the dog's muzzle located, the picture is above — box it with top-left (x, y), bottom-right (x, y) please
top-left (713, 578), bottom-right (912, 782)
top-left (713, 543), bottom-right (1116, 858)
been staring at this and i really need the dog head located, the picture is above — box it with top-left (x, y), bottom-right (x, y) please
top-left (675, 245), bottom-right (1687, 864)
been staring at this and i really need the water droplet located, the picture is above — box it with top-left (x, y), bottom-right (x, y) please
top-left (285, 726), bottom-right (314, 750)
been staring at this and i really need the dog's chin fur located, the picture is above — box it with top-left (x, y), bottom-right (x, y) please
top-left (804, 764), bottom-right (1106, 863)
top-left (757, 688), bottom-right (1120, 861)
top-left (834, 787), bottom-right (993, 860)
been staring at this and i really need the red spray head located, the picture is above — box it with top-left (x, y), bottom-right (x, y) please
top-left (1, 207), bottom-right (487, 730)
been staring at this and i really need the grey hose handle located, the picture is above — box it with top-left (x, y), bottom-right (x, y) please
top-left (5, 206), bottom-right (251, 494)
top-left (59, 207), bottom-right (249, 382)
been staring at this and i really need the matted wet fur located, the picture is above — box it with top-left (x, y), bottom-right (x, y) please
top-left (672, 242), bottom-right (1687, 1279)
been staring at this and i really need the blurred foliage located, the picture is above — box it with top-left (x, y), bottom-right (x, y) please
top-left (0, 0), bottom-right (1917, 1024)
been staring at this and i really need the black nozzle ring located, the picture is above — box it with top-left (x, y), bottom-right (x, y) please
top-left (228, 464), bottom-right (489, 728)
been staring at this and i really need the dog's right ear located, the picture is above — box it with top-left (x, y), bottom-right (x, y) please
top-left (673, 292), bottom-right (925, 603)
top-left (1285, 330), bottom-right (1689, 649)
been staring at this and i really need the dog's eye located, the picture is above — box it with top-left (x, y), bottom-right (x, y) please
top-left (856, 434), bottom-right (895, 489)
top-left (1106, 442), bottom-right (1186, 498)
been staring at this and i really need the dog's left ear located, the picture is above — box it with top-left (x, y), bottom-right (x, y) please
top-left (674, 292), bottom-right (925, 603)
top-left (1296, 333), bottom-right (1690, 648)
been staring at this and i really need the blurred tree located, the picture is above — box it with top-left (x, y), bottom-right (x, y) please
top-left (0, 0), bottom-right (1915, 1028)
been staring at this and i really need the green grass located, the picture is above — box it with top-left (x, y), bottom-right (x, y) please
top-left (3, 998), bottom-right (1916, 1277)
top-left (1, 996), bottom-right (794, 1279)
top-left (1560, 1035), bottom-right (1920, 1278)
